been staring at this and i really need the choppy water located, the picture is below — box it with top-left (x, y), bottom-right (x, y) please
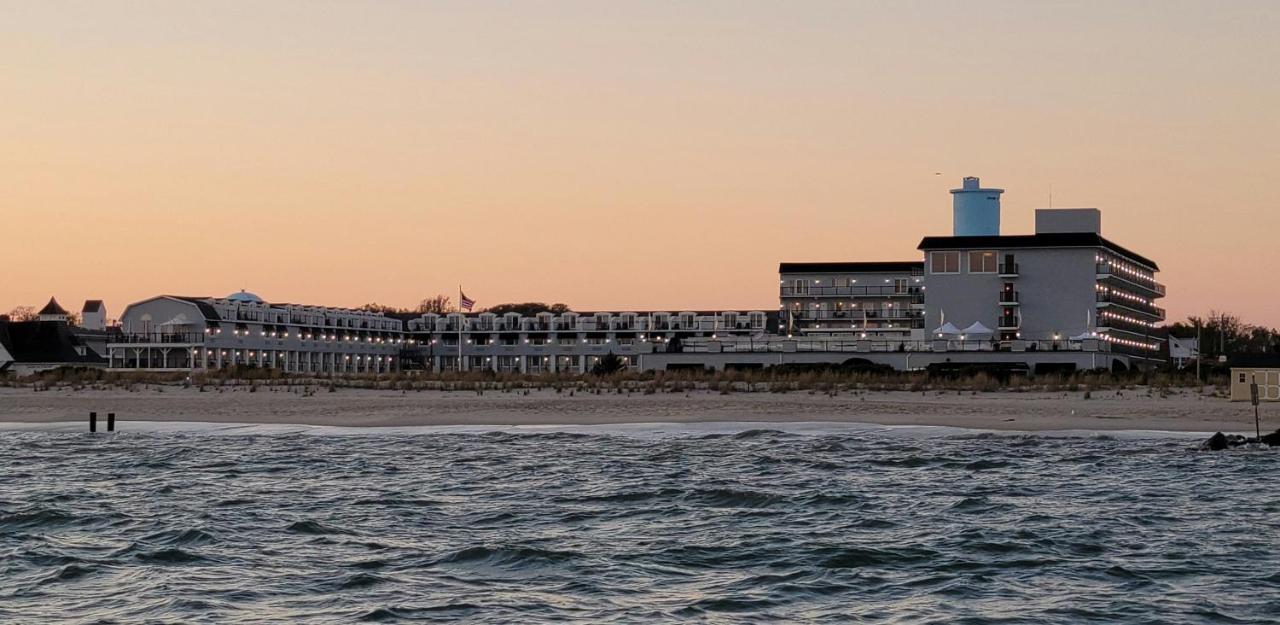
top-left (1, 423), bottom-right (1278, 624)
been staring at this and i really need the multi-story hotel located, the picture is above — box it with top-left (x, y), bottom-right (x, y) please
top-left (107, 291), bottom-right (406, 374)
top-left (751, 176), bottom-right (1165, 371)
top-left (917, 207), bottom-right (1165, 358)
top-left (98, 176), bottom-right (1166, 375)
top-left (778, 262), bottom-right (925, 339)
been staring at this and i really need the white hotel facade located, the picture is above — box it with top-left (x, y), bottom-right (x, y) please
top-left (108, 292), bottom-right (773, 375)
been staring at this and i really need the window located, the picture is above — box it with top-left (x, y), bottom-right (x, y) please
top-left (969, 251), bottom-right (997, 273)
top-left (894, 278), bottom-right (908, 294)
top-left (791, 279), bottom-right (809, 295)
top-left (930, 251), bottom-right (960, 274)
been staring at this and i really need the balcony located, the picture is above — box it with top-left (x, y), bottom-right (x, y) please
top-left (780, 285), bottom-right (922, 298)
top-left (998, 263), bottom-right (1019, 277)
top-left (1096, 293), bottom-right (1166, 319)
top-left (110, 332), bottom-right (206, 345)
top-left (1096, 264), bottom-right (1166, 297)
top-left (998, 291), bottom-right (1020, 306)
top-left (997, 315), bottom-right (1021, 330)
top-left (790, 309), bottom-right (924, 322)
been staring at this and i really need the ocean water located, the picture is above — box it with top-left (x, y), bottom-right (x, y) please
top-left (1, 423), bottom-right (1278, 624)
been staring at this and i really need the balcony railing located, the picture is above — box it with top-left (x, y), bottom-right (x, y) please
top-left (780, 285), bottom-right (922, 298)
top-left (677, 337), bottom-right (1107, 354)
top-left (1096, 264), bottom-right (1166, 296)
top-left (110, 332), bottom-right (206, 345)
top-left (998, 263), bottom-right (1019, 276)
top-left (1096, 294), bottom-right (1166, 318)
top-left (998, 291), bottom-right (1020, 305)
top-left (790, 309), bottom-right (924, 321)
top-left (998, 315), bottom-right (1021, 329)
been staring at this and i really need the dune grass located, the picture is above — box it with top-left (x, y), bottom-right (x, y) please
top-left (2, 364), bottom-right (1228, 397)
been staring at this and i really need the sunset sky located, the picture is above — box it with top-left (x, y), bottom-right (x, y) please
top-left (3, 1), bottom-right (1277, 325)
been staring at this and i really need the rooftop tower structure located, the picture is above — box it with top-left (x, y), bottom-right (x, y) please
top-left (950, 176), bottom-right (1004, 236)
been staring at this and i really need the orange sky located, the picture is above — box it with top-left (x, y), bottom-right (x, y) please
top-left (3, 2), bottom-right (1278, 325)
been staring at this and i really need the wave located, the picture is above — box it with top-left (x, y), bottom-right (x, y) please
top-left (817, 546), bottom-right (939, 569)
top-left (434, 545), bottom-right (582, 569)
top-left (140, 528), bottom-right (217, 547)
top-left (286, 520), bottom-right (355, 535)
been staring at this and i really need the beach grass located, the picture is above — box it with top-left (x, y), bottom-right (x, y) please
top-left (2, 364), bottom-right (1228, 397)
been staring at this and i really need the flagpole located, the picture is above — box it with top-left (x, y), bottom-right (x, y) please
top-left (458, 284), bottom-right (463, 371)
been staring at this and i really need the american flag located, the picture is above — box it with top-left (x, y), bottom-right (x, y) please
top-left (459, 291), bottom-right (476, 311)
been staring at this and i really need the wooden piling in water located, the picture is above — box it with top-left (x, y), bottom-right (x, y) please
top-left (107, 413), bottom-right (116, 432)
top-left (89, 411), bottom-right (97, 433)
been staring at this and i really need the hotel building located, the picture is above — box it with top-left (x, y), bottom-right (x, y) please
top-left (107, 291), bottom-right (406, 374)
top-left (404, 310), bottom-right (775, 373)
top-left (778, 262), bottom-right (925, 339)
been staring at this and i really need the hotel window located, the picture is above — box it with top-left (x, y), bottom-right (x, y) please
top-left (930, 251), bottom-right (960, 274)
top-left (791, 279), bottom-right (809, 295)
top-left (893, 278), bottom-right (908, 294)
top-left (969, 251), bottom-right (997, 273)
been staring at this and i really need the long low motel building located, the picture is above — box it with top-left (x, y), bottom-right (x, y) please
top-left (404, 310), bottom-right (775, 373)
top-left (107, 293), bottom-right (776, 374)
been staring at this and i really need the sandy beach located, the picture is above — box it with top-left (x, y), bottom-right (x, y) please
top-left (0, 385), bottom-right (1266, 434)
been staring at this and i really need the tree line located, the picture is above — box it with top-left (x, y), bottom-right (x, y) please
top-left (355, 296), bottom-right (571, 317)
top-left (1166, 310), bottom-right (1279, 359)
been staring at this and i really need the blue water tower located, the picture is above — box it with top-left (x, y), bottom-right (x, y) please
top-left (950, 176), bottom-right (1004, 236)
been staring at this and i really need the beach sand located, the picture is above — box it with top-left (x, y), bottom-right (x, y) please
top-left (0, 385), bottom-right (1265, 434)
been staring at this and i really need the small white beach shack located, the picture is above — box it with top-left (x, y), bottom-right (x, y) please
top-left (1228, 354), bottom-right (1280, 402)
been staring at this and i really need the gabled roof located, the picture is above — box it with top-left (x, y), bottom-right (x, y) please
top-left (38, 297), bottom-right (69, 316)
top-left (82, 300), bottom-right (105, 313)
top-left (916, 233), bottom-right (1159, 270)
top-left (165, 296), bottom-right (222, 321)
top-left (778, 261), bottom-right (924, 274)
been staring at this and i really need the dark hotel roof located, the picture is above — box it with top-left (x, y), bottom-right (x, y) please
top-left (916, 233), bottom-right (1159, 270)
top-left (778, 261), bottom-right (924, 274)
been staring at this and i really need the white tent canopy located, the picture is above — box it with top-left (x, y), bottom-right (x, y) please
top-left (960, 321), bottom-right (993, 337)
top-left (933, 322), bottom-right (962, 337)
top-left (1070, 330), bottom-right (1099, 341)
